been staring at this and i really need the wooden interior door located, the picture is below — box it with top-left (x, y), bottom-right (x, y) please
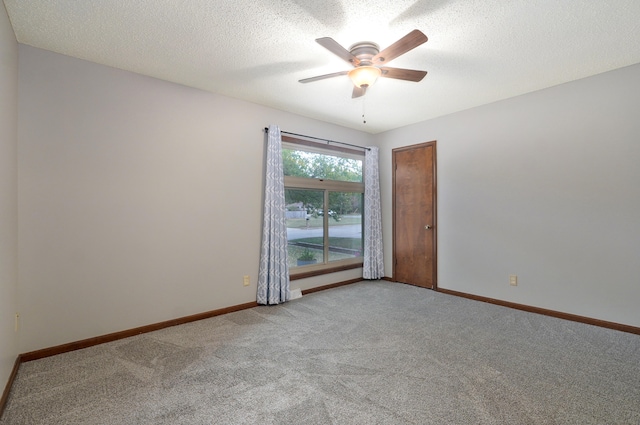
top-left (393, 141), bottom-right (437, 289)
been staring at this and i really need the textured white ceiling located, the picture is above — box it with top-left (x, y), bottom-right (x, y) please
top-left (4, 0), bottom-right (640, 133)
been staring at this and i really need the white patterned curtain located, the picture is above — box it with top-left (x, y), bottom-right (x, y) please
top-left (257, 125), bottom-right (290, 305)
top-left (363, 146), bottom-right (384, 279)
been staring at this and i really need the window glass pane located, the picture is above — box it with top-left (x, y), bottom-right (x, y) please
top-left (285, 189), bottom-right (325, 268)
top-left (282, 149), bottom-right (363, 182)
top-left (328, 192), bottom-right (363, 260)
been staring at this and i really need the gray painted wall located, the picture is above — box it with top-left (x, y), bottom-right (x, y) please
top-left (376, 63), bottom-right (640, 327)
top-left (17, 45), bottom-right (367, 353)
top-left (0, 1), bottom-right (18, 395)
top-left (9, 39), bottom-right (640, 366)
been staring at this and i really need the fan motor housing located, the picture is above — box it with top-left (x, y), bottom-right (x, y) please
top-left (349, 42), bottom-right (379, 65)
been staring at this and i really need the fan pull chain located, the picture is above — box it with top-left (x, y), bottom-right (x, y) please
top-left (362, 97), bottom-right (367, 124)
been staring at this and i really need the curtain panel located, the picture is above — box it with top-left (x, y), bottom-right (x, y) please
top-left (257, 125), bottom-right (290, 305)
top-left (363, 146), bottom-right (384, 279)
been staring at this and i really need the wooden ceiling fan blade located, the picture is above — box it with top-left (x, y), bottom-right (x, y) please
top-left (373, 29), bottom-right (428, 64)
top-left (380, 67), bottom-right (427, 82)
top-left (352, 86), bottom-right (367, 98)
top-left (299, 70), bottom-right (348, 84)
top-left (316, 37), bottom-right (360, 66)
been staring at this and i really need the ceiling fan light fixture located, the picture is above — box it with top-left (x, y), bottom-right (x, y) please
top-left (348, 66), bottom-right (382, 88)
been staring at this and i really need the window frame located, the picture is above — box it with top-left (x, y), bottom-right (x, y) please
top-left (282, 136), bottom-right (365, 278)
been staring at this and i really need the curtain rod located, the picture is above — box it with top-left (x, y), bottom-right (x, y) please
top-left (263, 127), bottom-right (370, 151)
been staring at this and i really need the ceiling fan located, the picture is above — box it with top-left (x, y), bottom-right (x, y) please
top-left (299, 29), bottom-right (428, 98)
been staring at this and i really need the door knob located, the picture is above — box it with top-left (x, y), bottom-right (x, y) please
top-left (425, 225), bottom-right (432, 230)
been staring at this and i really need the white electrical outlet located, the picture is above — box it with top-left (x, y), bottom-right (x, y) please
top-left (509, 275), bottom-right (518, 286)
top-left (243, 275), bottom-right (250, 287)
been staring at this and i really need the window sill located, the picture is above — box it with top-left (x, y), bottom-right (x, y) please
top-left (289, 261), bottom-right (363, 280)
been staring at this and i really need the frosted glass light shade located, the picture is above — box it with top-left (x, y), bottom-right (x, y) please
top-left (348, 66), bottom-right (382, 88)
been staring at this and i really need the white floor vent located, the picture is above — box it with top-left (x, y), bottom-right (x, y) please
top-left (289, 288), bottom-right (302, 300)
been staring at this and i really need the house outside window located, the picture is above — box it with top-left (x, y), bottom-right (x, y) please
top-left (282, 136), bottom-right (364, 275)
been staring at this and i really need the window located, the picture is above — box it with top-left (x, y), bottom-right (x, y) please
top-left (282, 136), bottom-right (364, 275)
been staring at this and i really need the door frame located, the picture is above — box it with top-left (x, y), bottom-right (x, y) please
top-left (392, 140), bottom-right (438, 289)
